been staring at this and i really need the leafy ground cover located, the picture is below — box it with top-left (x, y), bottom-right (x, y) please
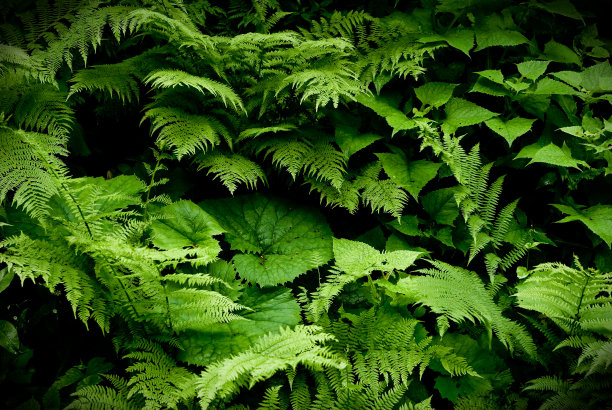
top-left (1, 0), bottom-right (611, 408)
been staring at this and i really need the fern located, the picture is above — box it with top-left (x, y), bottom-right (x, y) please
top-left (195, 325), bottom-right (346, 408)
top-left (196, 151), bottom-right (267, 194)
top-left (392, 260), bottom-right (536, 357)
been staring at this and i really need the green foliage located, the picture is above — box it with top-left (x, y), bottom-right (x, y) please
top-left (1, 0), bottom-right (611, 408)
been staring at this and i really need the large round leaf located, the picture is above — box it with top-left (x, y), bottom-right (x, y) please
top-left (200, 194), bottom-right (333, 286)
top-left (150, 200), bottom-right (223, 251)
top-left (177, 287), bottom-right (301, 365)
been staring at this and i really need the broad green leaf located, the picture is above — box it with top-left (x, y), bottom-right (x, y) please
top-left (581, 61), bottom-right (612, 93)
top-left (356, 94), bottom-right (416, 136)
top-left (387, 215), bottom-right (421, 237)
top-left (470, 77), bottom-right (510, 97)
top-left (0, 320), bottom-right (19, 354)
top-left (0, 267), bottom-right (15, 293)
top-left (475, 29), bottom-right (528, 51)
top-left (200, 195), bottom-right (332, 286)
top-left (533, 0), bottom-right (584, 21)
top-left (150, 200), bottom-right (223, 252)
top-left (516, 142), bottom-right (587, 169)
top-left (335, 124), bottom-right (382, 159)
top-left (516, 60), bottom-right (551, 81)
top-left (485, 117), bottom-right (536, 146)
top-left (550, 71), bottom-right (582, 88)
top-left (544, 40), bottom-right (581, 66)
top-left (552, 204), bottom-right (612, 248)
top-left (442, 98), bottom-right (498, 134)
top-left (533, 78), bottom-right (581, 95)
top-left (178, 287), bottom-right (301, 365)
top-left (414, 82), bottom-right (458, 108)
top-left (474, 70), bottom-right (504, 84)
top-left (419, 29), bottom-right (475, 56)
top-left (422, 187), bottom-right (460, 226)
top-left (376, 151), bottom-right (441, 200)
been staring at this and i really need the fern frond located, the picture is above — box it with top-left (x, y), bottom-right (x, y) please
top-left (0, 127), bottom-right (69, 218)
top-left (145, 70), bottom-right (244, 113)
top-left (11, 83), bottom-right (73, 138)
top-left (355, 162), bottom-right (408, 218)
top-left (142, 107), bottom-right (230, 159)
top-left (195, 325), bottom-right (346, 408)
top-left (196, 152), bottom-right (266, 194)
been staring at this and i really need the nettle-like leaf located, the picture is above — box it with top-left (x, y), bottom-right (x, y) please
top-left (552, 204), bottom-right (612, 248)
top-left (0, 320), bottom-right (19, 354)
top-left (419, 28), bottom-right (475, 56)
top-left (308, 238), bottom-right (423, 320)
top-left (355, 94), bottom-right (416, 136)
top-left (150, 200), bottom-right (223, 254)
top-left (414, 82), bottom-right (458, 108)
top-left (515, 141), bottom-right (588, 169)
top-left (484, 117), bottom-right (536, 146)
top-left (178, 287), bottom-right (301, 365)
top-left (200, 194), bottom-right (333, 286)
top-left (376, 149), bottom-right (441, 200)
top-left (516, 60), bottom-right (551, 81)
top-left (441, 98), bottom-right (498, 135)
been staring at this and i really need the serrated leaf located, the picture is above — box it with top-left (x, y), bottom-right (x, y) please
top-left (150, 200), bottom-right (223, 252)
top-left (414, 82), bottom-right (458, 108)
top-left (376, 152), bottom-right (441, 200)
top-left (550, 71), bottom-right (582, 88)
top-left (0, 320), bottom-right (19, 354)
top-left (178, 287), bottom-right (301, 365)
top-left (335, 124), bottom-right (382, 159)
top-left (533, 0), bottom-right (584, 21)
top-left (552, 204), bottom-right (612, 248)
top-left (442, 98), bottom-right (498, 134)
top-left (544, 40), bottom-right (581, 66)
top-left (419, 29), bottom-right (475, 56)
top-left (387, 215), bottom-right (421, 237)
top-left (356, 94), bottom-right (416, 136)
top-left (485, 117), bottom-right (536, 146)
top-left (475, 70), bottom-right (505, 84)
top-left (581, 61), bottom-right (612, 93)
top-left (516, 142), bottom-right (588, 169)
top-left (422, 187), bottom-right (460, 226)
top-left (533, 78), bottom-right (581, 95)
top-left (333, 238), bottom-right (422, 274)
top-left (475, 29), bottom-right (528, 51)
top-left (470, 77), bottom-right (510, 97)
top-left (517, 60), bottom-right (551, 81)
top-left (200, 195), bottom-right (332, 286)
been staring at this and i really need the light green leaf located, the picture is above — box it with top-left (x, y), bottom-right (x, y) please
top-left (333, 238), bottom-right (422, 274)
top-left (150, 201), bottom-right (223, 252)
top-left (470, 78), bottom-right (510, 97)
top-left (516, 142), bottom-right (588, 169)
top-left (419, 29), bottom-right (475, 56)
top-left (533, 78), bottom-right (581, 95)
top-left (581, 61), bottom-right (612, 93)
top-left (442, 98), bottom-right (498, 134)
top-left (475, 29), bottom-right (528, 51)
top-left (474, 70), bottom-right (505, 84)
top-left (485, 117), bottom-right (536, 146)
top-left (550, 71), bottom-right (582, 88)
top-left (552, 204), bottom-right (612, 248)
top-left (0, 320), bottom-right (19, 354)
top-left (356, 94), bottom-right (416, 136)
top-left (516, 61), bottom-right (551, 81)
top-left (422, 187), bottom-right (460, 226)
top-left (376, 152), bottom-right (441, 200)
top-left (544, 40), bottom-right (581, 66)
top-left (335, 124), bottom-right (382, 159)
top-left (414, 82), bottom-right (458, 108)
top-left (200, 195), bottom-right (332, 286)
top-left (178, 287), bottom-right (301, 365)
top-left (0, 267), bottom-right (15, 293)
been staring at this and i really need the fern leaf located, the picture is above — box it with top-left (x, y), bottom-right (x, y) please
top-left (197, 152), bottom-right (266, 194)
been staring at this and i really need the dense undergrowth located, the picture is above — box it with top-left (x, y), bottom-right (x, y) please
top-left (1, 0), bottom-right (611, 408)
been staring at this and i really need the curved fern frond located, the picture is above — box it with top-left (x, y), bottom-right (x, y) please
top-left (196, 152), bottom-right (267, 194)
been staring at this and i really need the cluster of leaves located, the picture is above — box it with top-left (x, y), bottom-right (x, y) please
top-left (1, 0), bottom-right (611, 408)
